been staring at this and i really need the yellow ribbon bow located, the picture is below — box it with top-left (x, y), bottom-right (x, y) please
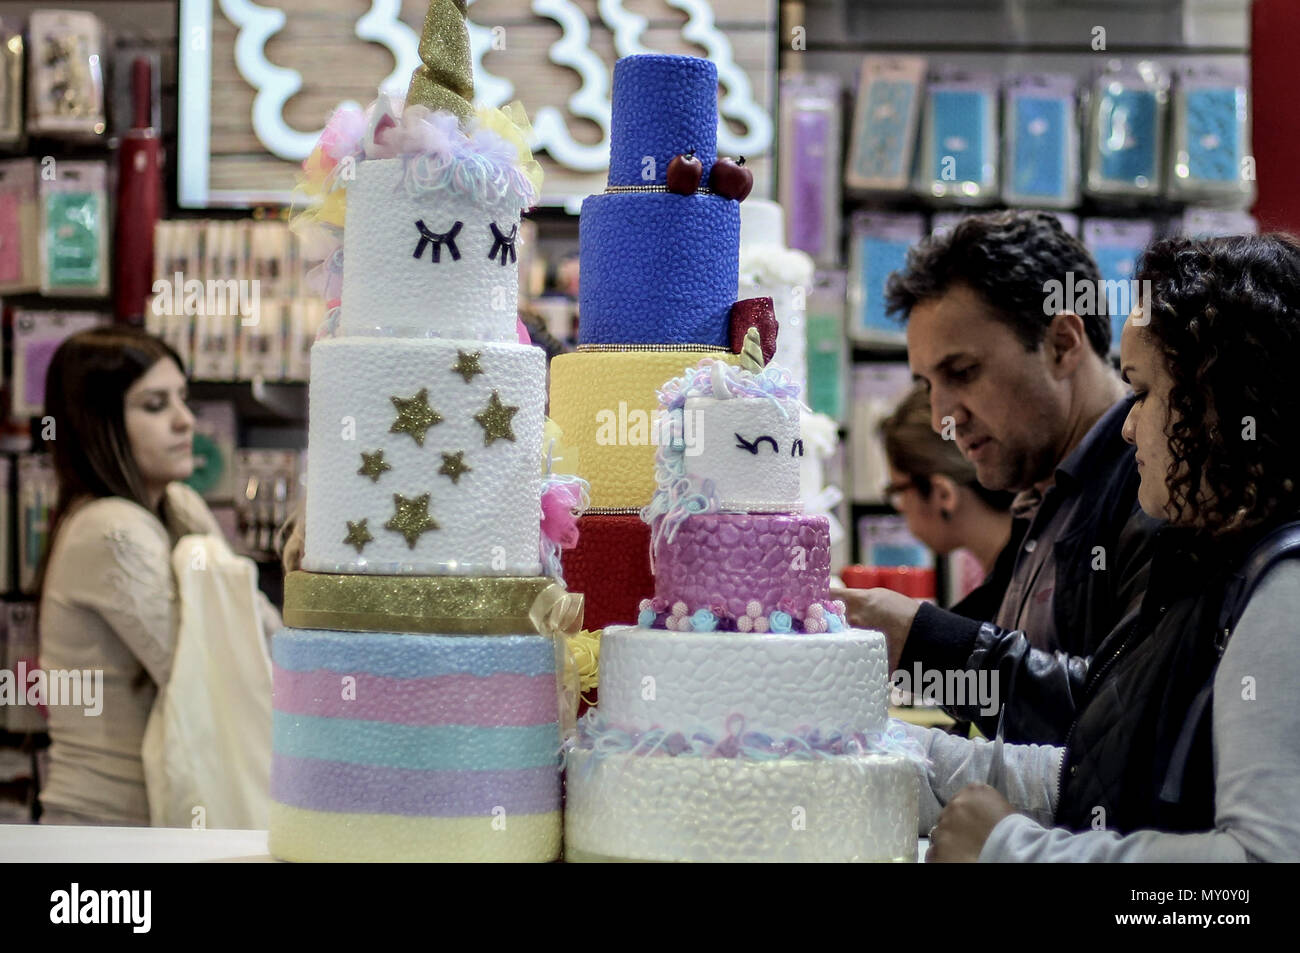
top-left (529, 582), bottom-right (586, 740)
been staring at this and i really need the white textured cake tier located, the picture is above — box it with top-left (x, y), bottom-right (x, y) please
top-left (598, 626), bottom-right (889, 737)
top-left (340, 158), bottom-right (521, 340)
top-left (685, 396), bottom-right (802, 510)
top-left (564, 750), bottom-right (918, 862)
top-left (304, 336), bottom-right (544, 574)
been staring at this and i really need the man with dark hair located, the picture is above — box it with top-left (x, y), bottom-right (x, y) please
top-left (834, 210), bottom-right (1161, 744)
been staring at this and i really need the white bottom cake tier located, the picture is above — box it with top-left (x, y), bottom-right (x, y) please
top-left (564, 748), bottom-right (918, 863)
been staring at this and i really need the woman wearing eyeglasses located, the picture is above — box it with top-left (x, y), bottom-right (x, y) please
top-left (880, 384), bottom-right (1014, 599)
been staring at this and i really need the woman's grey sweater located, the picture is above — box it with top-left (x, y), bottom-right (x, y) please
top-left (902, 560), bottom-right (1300, 862)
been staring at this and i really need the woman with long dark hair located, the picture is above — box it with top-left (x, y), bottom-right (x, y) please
top-left (36, 326), bottom-right (279, 826)
top-left (914, 234), bottom-right (1300, 861)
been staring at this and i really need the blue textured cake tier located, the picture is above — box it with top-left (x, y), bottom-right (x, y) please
top-left (578, 191), bottom-right (739, 346)
top-left (608, 54), bottom-right (719, 187)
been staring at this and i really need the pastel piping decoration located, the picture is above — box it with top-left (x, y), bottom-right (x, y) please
top-left (412, 219), bottom-right (463, 262)
top-left (289, 95), bottom-right (542, 312)
top-left (539, 473), bottom-right (590, 581)
top-left (487, 222), bottom-right (518, 265)
top-left (567, 710), bottom-right (931, 773)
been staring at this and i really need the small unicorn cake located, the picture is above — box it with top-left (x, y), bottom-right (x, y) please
top-left (563, 354), bottom-right (922, 863)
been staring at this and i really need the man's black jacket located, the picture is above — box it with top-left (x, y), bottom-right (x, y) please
top-left (899, 397), bottom-right (1162, 744)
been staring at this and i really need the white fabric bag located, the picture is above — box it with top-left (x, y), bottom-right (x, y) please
top-left (141, 534), bottom-right (273, 829)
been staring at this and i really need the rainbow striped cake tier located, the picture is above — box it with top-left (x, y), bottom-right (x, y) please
top-left (269, 629), bottom-right (562, 862)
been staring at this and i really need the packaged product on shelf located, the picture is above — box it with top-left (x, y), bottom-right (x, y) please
top-left (233, 449), bottom-right (302, 558)
top-left (1179, 207), bottom-right (1256, 238)
top-left (857, 513), bottom-right (933, 569)
top-left (2, 602), bottom-right (45, 732)
top-left (845, 56), bottom-right (926, 195)
top-left (779, 73), bottom-right (842, 265)
top-left (16, 453), bottom-right (56, 594)
top-left (192, 310), bottom-right (239, 381)
top-left (1002, 73), bottom-right (1080, 209)
top-left (25, 10), bottom-right (106, 140)
top-left (237, 296), bottom-right (286, 381)
top-left (1085, 60), bottom-right (1168, 200)
top-left (187, 401), bottom-right (238, 503)
top-left (1168, 61), bottom-right (1253, 206)
top-left (38, 160), bottom-right (109, 296)
top-left (0, 159), bottom-right (39, 293)
top-left (9, 310), bottom-right (105, 420)
top-left (847, 211), bottom-right (925, 346)
top-left (849, 362), bottom-right (914, 504)
top-left (284, 296), bottom-right (323, 381)
top-left (251, 221), bottom-right (290, 299)
top-left (0, 456), bottom-right (9, 594)
top-left (1081, 218), bottom-right (1158, 355)
top-left (913, 69), bottom-right (999, 205)
top-left (805, 271), bottom-right (848, 422)
top-left (0, 19), bottom-right (22, 148)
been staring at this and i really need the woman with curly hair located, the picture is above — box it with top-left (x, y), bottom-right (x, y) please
top-left (909, 233), bottom-right (1300, 861)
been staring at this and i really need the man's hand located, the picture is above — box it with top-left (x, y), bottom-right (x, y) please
top-left (925, 784), bottom-right (1017, 863)
top-left (828, 586), bottom-right (921, 670)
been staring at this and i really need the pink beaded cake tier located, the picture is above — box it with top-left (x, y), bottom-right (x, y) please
top-left (638, 513), bottom-right (847, 633)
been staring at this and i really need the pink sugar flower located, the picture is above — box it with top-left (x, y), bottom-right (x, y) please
top-left (540, 482), bottom-right (583, 550)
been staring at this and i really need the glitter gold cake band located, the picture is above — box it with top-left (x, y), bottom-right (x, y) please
top-left (574, 343), bottom-right (731, 353)
top-left (284, 572), bottom-right (566, 635)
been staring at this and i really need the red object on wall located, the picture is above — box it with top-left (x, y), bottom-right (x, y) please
top-left (114, 57), bottom-right (162, 324)
top-left (1251, 0), bottom-right (1300, 233)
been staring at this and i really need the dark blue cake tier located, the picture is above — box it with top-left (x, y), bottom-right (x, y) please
top-left (578, 190), bottom-right (739, 346)
top-left (608, 54), bottom-right (719, 188)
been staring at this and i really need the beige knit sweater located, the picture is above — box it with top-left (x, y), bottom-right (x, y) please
top-left (37, 482), bottom-right (280, 826)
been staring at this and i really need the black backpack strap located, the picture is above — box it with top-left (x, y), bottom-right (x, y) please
top-left (1159, 521), bottom-right (1300, 805)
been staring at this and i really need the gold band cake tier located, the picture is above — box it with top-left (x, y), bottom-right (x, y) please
top-left (283, 572), bottom-right (560, 635)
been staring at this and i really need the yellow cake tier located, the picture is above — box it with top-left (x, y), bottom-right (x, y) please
top-left (549, 349), bottom-right (739, 508)
top-left (268, 802), bottom-right (562, 862)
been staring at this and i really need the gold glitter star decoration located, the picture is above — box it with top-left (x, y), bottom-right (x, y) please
top-left (343, 519), bottom-right (373, 554)
top-left (389, 387), bottom-right (442, 446)
top-left (451, 350), bottom-right (484, 383)
top-left (385, 492), bottom-right (439, 549)
top-left (439, 450), bottom-right (472, 484)
top-left (474, 390), bottom-right (519, 446)
top-left (357, 449), bottom-right (392, 482)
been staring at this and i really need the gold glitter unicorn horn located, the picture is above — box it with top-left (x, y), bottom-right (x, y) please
top-left (405, 0), bottom-right (475, 123)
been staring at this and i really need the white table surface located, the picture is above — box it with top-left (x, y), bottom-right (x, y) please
top-left (0, 824), bottom-right (276, 863)
top-left (0, 824), bottom-right (929, 863)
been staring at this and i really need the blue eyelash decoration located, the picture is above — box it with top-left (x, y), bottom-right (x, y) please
top-left (735, 433), bottom-right (779, 455)
top-left (792, 439), bottom-right (804, 457)
top-left (488, 222), bottom-right (518, 266)
top-left (413, 220), bottom-right (462, 262)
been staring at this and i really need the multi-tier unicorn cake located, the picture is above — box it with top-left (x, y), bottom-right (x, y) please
top-left (268, 2), bottom-right (578, 863)
top-left (549, 54), bottom-right (768, 631)
top-left (565, 355), bottom-right (921, 862)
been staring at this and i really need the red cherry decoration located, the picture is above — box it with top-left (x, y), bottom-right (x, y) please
top-left (709, 156), bottom-right (754, 202)
top-left (729, 297), bottom-right (778, 363)
top-left (666, 151), bottom-right (704, 194)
